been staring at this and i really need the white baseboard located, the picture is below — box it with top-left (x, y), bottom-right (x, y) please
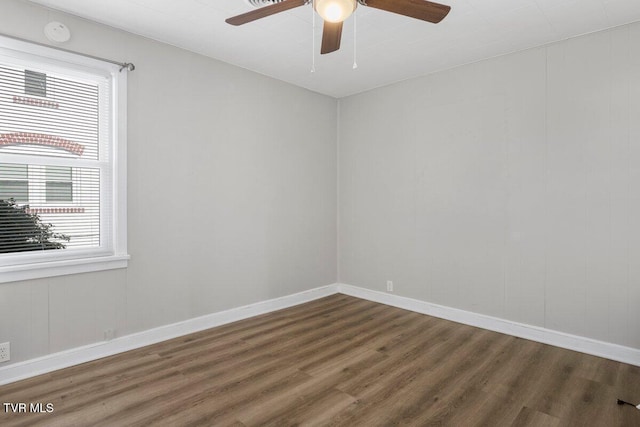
top-left (0, 284), bottom-right (339, 386)
top-left (2, 282), bottom-right (638, 386)
top-left (338, 283), bottom-right (640, 367)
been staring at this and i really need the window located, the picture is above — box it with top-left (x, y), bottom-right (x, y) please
top-left (24, 69), bottom-right (47, 97)
top-left (45, 166), bottom-right (73, 202)
top-left (0, 35), bottom-right (128, 282)
top-left (0, 163), bottom-right (29, 202)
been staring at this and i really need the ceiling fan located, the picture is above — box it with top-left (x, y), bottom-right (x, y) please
top-left (226, 0), bottom-right (451, 55)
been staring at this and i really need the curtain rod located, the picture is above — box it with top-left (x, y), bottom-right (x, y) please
top-left (0, 32), bottom-right (135, 72)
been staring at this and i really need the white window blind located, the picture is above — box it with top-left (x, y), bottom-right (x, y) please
top-left (0, 35), bottom-right (128, 282)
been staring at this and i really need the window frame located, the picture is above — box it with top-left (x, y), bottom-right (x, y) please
top-left (0, 35), bottom-right (128, 283)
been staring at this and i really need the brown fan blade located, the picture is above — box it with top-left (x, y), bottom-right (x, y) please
top-left (226, 0), bottom-right (307, 26)
top-left (321, 21), bottom-right (343, 55)
top-left (365, 0), bottom-right (450, 23)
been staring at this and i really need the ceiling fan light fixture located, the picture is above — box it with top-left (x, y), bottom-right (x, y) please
top-left (314, 0), bottom-right (356, 23)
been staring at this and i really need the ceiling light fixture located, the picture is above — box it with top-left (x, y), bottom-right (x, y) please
top-left (314, 0), bottom-right (357, 23)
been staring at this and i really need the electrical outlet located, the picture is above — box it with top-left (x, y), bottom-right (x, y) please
top-left (386, 280), bottom-right (393, 292)
top-left (0, 342), bottom-right (10, 363)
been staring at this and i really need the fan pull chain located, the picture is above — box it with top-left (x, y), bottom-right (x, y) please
top-left (353, 10), bottom-right (358, 70)
top-left (311, 1), bottom-right (316, 73)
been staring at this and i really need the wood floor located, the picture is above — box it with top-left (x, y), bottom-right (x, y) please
top-left (1, 294), bottom-right (639, 426)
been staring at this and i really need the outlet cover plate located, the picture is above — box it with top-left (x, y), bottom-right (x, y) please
top-left (0, 342), bottom-right (10, 362)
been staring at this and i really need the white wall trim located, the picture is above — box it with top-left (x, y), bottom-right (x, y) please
top-left (3, 282), bottom-right (638, 386)
top-left (338, 283), bottom-right (640, 367)
top-left (0, 284), bottom-right (339, 386)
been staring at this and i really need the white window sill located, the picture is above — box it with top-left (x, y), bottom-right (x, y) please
top-left (0, 254), bottom-right (130, 283)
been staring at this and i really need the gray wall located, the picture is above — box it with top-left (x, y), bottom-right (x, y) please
top-left (339, 22), bottom-right (640, 350)
top-left (2, 0), bottom-right (639, 370)
top-left (0, 0), bottom-right (337, 365)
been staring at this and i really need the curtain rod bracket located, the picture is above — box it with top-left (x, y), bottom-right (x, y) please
top-left (119, 63), bottom-right (135, 72)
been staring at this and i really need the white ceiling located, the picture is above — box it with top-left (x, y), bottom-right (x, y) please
top-left (26, 0), bottom-right (640, 98)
